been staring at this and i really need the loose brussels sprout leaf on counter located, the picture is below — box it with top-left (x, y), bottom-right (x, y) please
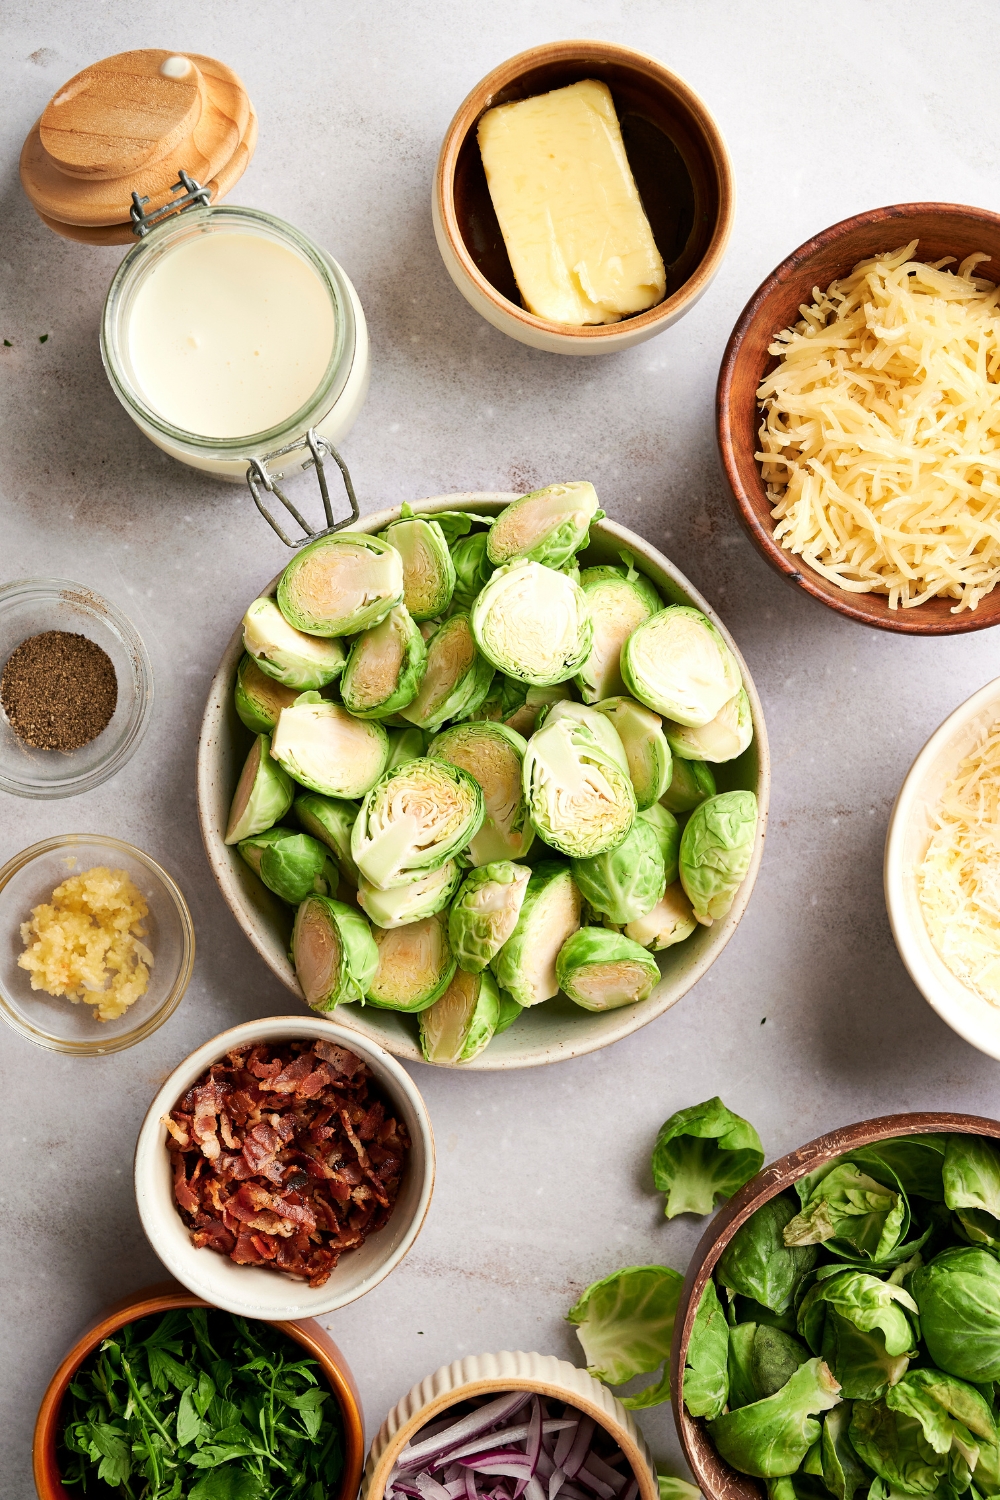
top-left (566, 1263), bottom-right (683, 1407)
top-left (717, 1194), bottom-right (818, 1316)
top-left (381, 505), bottom-right (457, 621)
top-left (340, 605), bottom-right (427, 719)
top-left (486, 481), bottom-right (603, 570)
top-left (638, 803), bottom-right (681, 887)
top-left (492, 862), bottom-right (582, 1007)
top-left (366, 911), bottom-right (456, 1011)
top-left (277, 532), bottom-right (404, 636)
top-left (271, 696), bottom-right (390, 799)
top-left (419, 967), bottom-right (501, 1064)
top-left (292, 792), bottom-right (359, 886)
top-left (448, 861), bottom-right (532, 973)
top-left (707, 1359), bottom-right (842, 1478)
top-left (575, 561), bottom-right (663, 703)
top-left (239, 827), bottom-right (332, 904)
top-left (624, 883), bottom-right (696, 950)
top-left (451, 529), bottom-right (494, 609)
top-left (428, 721), bottom-right (533, 864)
top-left (400, 613), bottom-right (495, 732)
top-left (242, 596), bottom-right (346, 688)
top-left (556, 927), bottom-right (661, 1011)
top-left (595, 697), bottom-right (672, 809)
top-left (666, 687), bottom-right (753, 764)
top-left (523, 710), bottom-right (636, 858)
top-left (225, 733), bottom-right (295, 844)
top-left (470, 560), bottom-right (593, 686)
top-left (352, 757), bottom-right (484, 887)
top-left (652, 1096), bottom-right (764, 1218)
top-left (357, 860), bottom-right (461, 927)
top-left (660, 756), bottom-right (716, 814)
top-left (912, 1248), bottom-right (1000, 1382)
top-left (622, 605), bottom-right (743, 727)
top-left (571, 817), bottom-right (666, 926)
top-left (234, 653), bottom-right (300, 733)
top-left (784, 1162), bottom-right (909, 1261)
top-left (291, 894), bottom-right (378, 1010)
top-left (385, 725), bottom-right (426, 770)
top-left (684, 1279), bottom-right (731, 1419)
top-left (679, 790), bottom-right (758, 926)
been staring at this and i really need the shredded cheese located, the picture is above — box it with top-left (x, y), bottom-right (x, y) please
top-left (917, 718), bottom-right (1000, 1004)
top-left (757, 241), bottom-right (1000, 611)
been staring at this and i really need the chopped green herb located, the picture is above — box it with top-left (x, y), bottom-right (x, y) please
top-left (39, 333), bottom-right (49, 343)
top-left (3, 339), bottom-right (11, 347)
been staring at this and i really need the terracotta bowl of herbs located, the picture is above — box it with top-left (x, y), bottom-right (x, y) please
top-left (33, 1280), bottom-right (365, 1500)
top-left (671, 1111), bottom-right (1000, 1500)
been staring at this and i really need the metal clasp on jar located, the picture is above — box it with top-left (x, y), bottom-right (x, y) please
top-left (246, 430), bottom-right (360, 547)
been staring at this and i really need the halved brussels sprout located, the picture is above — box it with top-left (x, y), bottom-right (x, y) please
top-left (277, 533), bottom-right (404, 636)
top-left (451, 530), bottom-right (494, 609)
top-left (386, 725), bottom-right (426, 770)
top-left (661, 757), bottom-right (716, 814)
top-left (448, 861), bottom-right (532, 972)
top-left (352, 757), bottom-right (485, 887)
top-left (571, 815), bottom-right (666, 926)
top-left (575, 561), bottom-right (662, 703)
top-left (679, 790), bottom-right (758, 927)
top-left (340, 605), bottom-right (427, 719)
top-left (665, 688), bottom-right (753, 764)
top-left (428, 721), bottom-right (533, 864)
top-left (234, 653), bottom-right (300, 734)
top-left (292, 895), bottom-right (378, 1009)
top-left (271, 696), bottom-right (389, 798)
top-left (595, 697), bottom-right (672, 810)
top-left (621, 606), bottom-right (743, 727)
top-left (638, 803), bottom-right (681, 886)
top-left (357, 860), bottom-right (461, 927)
top-left (624, 882), bottom-right (697, 950)
top-left (419, 967), bottom-right (501, 1064)
top-left (522, 711), bottom-right (636, 858)
top-left (495, 991), bottom-right (523, 1036)
top-left (239, 827), bottom-right (332, 904)
top-left (242, 596), bottom-right (346, 688)
top-left (224, 733), bottom-right (295, 844)
top-left (487, 482), bottom-right (603, 570)
top-left (292, 792), bottom-right (360, 886)
top-left (400, 613), bottom-right (495, 732)
top-left (556, 927), bottom-right (661, 1011)
top-left (366, 911), bottom-right (456, 1011)
top-left (381, 506), bottom-right (457, 621)
top-left (237, 825), bottom-right (289, 877)
top-left (492, 862), bottom-right (582, 1007)
top-left (470, 561), bottom-right (593, 687)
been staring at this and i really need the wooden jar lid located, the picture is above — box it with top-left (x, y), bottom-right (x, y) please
top-left (20, 49), bottom-right (255, 240)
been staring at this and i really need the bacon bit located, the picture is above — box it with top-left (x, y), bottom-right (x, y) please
top-left (313, 1039), bottom-right (364, 1077)
top-left (162, 1113), bottom-right (190, 1148)
top-left (219, 1111), bottom-right (238, 1150)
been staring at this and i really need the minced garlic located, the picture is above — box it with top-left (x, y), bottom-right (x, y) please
top-left (19, 866), bottom-right (153, 1021)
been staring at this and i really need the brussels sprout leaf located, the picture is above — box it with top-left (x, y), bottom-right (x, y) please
top-left (821, 1405), bottom-right (870, 1500)
top-left (567, 1263), bottom-right (682, 1402)
top-left (707, 1357), bottom-right (841, 1477)
top-left (943, 1136), bottom-right (1000, 1220)
top-left (652, 1097), bottom-right (764, 1217)
top-left (716, 1193), bottom-right (817, 1314)
top-left (684, 1279), bottom-right (730, 1419)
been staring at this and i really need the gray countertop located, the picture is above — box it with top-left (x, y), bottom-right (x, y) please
top-left (3, 1), bottom-right (1000, 1494)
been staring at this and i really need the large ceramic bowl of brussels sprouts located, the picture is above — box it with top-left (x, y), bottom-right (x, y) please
top-left (197, 488), bottom-right (769, 1068)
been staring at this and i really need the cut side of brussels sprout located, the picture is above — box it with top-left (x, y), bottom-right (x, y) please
top-left (239, 827), bottom-right (331, 904)
top-left (680, 790), bottom-right (758, 927)
top-left (366, 911), bottom-right (456, 1011)
top-left (224, 733), bottom-right (295, 844)
top-left (271, 697), bottom-right (389, 799)
top-left (522, 712), bottom-right (636, 858)
top-left (234, 653), bottom-right (300, 734)
top-left (638, 802), bottom-right (681, 887)
top-left (292, 792), bottom-right (359, 886)
top-left (470, 560), bottom-right (593, 687)
top-left (660, 757), bottom-right (716, 814)
top-left (621, 605), bottom-right (743, 727)
top-left (242, 596), bottom-right (346, 688)
top-left (385, 725), bottom-right (426, 770)
top-left (665, 688), bottom-right (753, 764)
top-left (595, 697), bottom-right (672, 810)
top-left (575, 562), bottom-right (662, 703)
top-left (448, 861), bottom-right (532, 972)
top-left (487, 482), bottom-right (603, 570)
top-left (556, 927), bottom-right (661, 1010)
top-left (428, 721), bottom-right (534, 864)
top-left (539, 700), bottom-right (629, 772)
top-left (352, 757), bottom-right (485, 887)
top-left (292, 895), bottom-right (378, 1009)
top-left (572, 815), bottom-right (666, 926)
top-left (400, 613), bottom-right (495, 732)
top-left (492, 861), bottom-right (582, 1007)
top-left (451, 530), bottom-right (494, 609)
top-left (357, 860), bottom-right (461, 927)
top-left (624, 882), bottom-right (697, 950)
top-left (381, 507), bottom-right (457, 621)
top-left (341, 605), bottom-right (427, 719)
top-left (277, 533), bottom-right (404, 637)
top-left (419, 967), bottom-right (501, 1064)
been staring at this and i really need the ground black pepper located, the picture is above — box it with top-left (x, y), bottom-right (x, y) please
top-left (0, 631), bottom-right (118, 751)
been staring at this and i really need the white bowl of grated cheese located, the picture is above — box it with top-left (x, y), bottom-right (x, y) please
top-left (885, 676), bottom-right (1000, 1057)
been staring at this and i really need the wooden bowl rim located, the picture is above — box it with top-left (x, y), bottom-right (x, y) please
top-left (434, 38), bottom-right (734, 343)
top-left (671, 1110), bottom-right (1000, 1500)
top-left (32, 1281), bottom-right (365, 1500)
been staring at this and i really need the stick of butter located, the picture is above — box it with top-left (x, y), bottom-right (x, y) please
top-left (477, 79), bottom-right (666, 327)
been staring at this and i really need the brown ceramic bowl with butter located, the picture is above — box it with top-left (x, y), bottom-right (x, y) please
top-left (672, 1110), bottom-right (1000, 1500)
top-left (433, 40), bottom-right (734, 354)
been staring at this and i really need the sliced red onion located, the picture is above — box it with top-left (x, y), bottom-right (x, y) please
top-left (554, 1424), bottom-right (577, 1470)
top-left (440, 1419), bottom-right (574, 1467)
top-left (584, 1455), bottom-right (626, 1494)
top-left (577, 1469), bottom-right (615, 1500)
top-left (549, 1469), bottom-right (567, 1500)
top-left (458, 1453), bottom-right (532, 1470)
top-left (465, 1469), bottom-right (479, 1500)
top-left (562, 1418), bottom-right (595, 1480)
top-left (416, 1474), bottom-right (454, 1500)
top-left (621, 1482), bottom-right (638, 1500)
top-left (399, 1394), bottom-right (532, 1469)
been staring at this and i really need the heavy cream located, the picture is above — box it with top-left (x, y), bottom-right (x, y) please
top-left (127, 231), bottom-right (336, 438)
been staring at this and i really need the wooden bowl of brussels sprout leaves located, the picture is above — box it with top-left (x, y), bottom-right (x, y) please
top-left (198, 490), bottom-right (769, 1070)
top-left (672, 1112), bottom-right (1000, 1500)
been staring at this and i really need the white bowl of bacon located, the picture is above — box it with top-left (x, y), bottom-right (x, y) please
top-left (134, 1015), bottom-right (436, 1319)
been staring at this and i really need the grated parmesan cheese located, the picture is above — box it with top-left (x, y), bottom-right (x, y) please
top-left (917, 718), bottom-right (1000, 1004)
top-left (757, 241), bottom-right (1000, 611)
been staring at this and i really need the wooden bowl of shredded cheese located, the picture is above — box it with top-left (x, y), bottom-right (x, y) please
top-left (718, 203), bottom-right (1000, 633)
